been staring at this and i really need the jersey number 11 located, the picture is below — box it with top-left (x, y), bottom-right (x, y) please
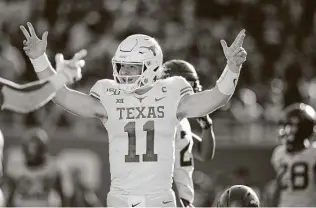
top-left (124, 121), bottom-right (158, 162)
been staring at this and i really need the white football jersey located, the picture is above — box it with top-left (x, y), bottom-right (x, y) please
top-left (174, 118), bottom-right (194, 203)
top-left (90, 76), bottom-right (193, 195)
top-left (271, 144), bottom-right (316, 207)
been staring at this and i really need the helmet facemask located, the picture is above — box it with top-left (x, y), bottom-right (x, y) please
top-left (112, 59), bottom-right (160, 93)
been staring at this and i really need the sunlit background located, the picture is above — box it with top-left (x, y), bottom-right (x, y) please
top-left (0, 0), bottom-right (315, 206)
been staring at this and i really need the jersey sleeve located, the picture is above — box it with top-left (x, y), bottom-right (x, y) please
top-left (0, 77), bottom-right (53, 113)
top-left (175, 76), bottom-right (194, 100)
top-left (89, 80), bottom-right (103, 101)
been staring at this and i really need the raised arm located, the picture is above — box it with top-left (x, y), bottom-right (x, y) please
top-left (20, 22), bottom-right (107, 119)
top-left (177, 29), bottom-right (247, 118)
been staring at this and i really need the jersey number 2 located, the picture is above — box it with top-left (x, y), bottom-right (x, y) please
top-left (180, 130), bottom-right (193, 167)
top-left (124, 121), bottom-right (158, 162)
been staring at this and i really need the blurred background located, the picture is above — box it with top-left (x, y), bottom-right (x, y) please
top-left (0, 0), bottom-right (315, 206)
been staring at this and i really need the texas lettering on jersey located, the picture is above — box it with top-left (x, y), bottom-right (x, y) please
top-left (116, 106), bottom-right (164, 120)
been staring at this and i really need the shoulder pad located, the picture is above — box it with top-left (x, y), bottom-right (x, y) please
top-left (89, 79), bottom-right (115, 100)
top-left (167, 76), bottom-right (194, 98)
top-left (175, 76), bottom-right (194, 98)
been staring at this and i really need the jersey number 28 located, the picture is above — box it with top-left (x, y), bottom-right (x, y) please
top-left (279, 161), bottom-right (316, 191)
top-left (124, 121), bottom-right (158, 162)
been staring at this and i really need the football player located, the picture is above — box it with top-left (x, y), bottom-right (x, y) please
top-left (0, 55), bottom-right (84, 113)
top-left (21, 22), bottom-right (247, 207)
top-left (3, 128), bottom-right (68, 207)
top-left (160, 60), bottom-right (215, 208)
top-left (271, 103), bottom-right (316, 206)
top-left (217, 185), bottom-right (260, 207)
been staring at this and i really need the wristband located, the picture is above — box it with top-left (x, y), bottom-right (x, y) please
top-left (216, 64), bottom-right (240, 95)
top-left (30, 53), bottom-right (51, 73)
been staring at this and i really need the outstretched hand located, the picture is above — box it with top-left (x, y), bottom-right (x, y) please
top-left (55, 49), bottom-right (87, 84)
top-left (220, 29), bottom-right (247, 67)
top-left (20, 22), bottom-right (48, 59)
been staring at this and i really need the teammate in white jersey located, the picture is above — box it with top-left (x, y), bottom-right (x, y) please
top-left (160, 60), bottom-right (216, 207)
top-left (271, 103), bottom-right (316, 207)
top-left (21, 22), bottom-right (247, 207)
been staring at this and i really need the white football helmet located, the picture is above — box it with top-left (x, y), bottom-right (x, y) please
top-left (112, 34), bottom-right (163, 92)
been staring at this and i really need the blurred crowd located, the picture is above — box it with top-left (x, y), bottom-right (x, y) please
top-left (1, 0), bottom-right (316, 206)
top-left (0, 0), bottom-right (315, 133)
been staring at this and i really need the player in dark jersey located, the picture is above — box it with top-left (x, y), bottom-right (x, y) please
top-left (217, 185), bottom-right (260, 207)
top-left (3, 128), bottom-right (68, 207)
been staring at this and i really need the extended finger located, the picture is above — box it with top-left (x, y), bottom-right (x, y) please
top-left (78, 60), bottom-right (85, 68)
top-left (55, 53), bottom-right (64, 70)
top-left (220, 40), bottom-right (228, 53)
top-left (72, 49), bottom-right (87, 62)
top-left (27, 22), bottom-right (38, 38)
top-left (236, 33), bottom-right (246, 47)
top-left (232, 29), bottom-right (245, 48)
top-left (55, 53), bottom-right (64, 63)
top-left (42, 31), bottom-right (48, 42)
top-left (69, 59), bottom-right (85, 69)
top-left (20, 25), bottom-right (30, 40)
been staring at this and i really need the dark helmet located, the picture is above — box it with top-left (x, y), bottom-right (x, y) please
top-left (22, 127), bottom-right (49, 165)
top-left (160, 59), bottom-right (202, 92)
top-left (278, 103), bottom-right (316, 152)
top-left (217, 185), bottom-right (260, 207)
